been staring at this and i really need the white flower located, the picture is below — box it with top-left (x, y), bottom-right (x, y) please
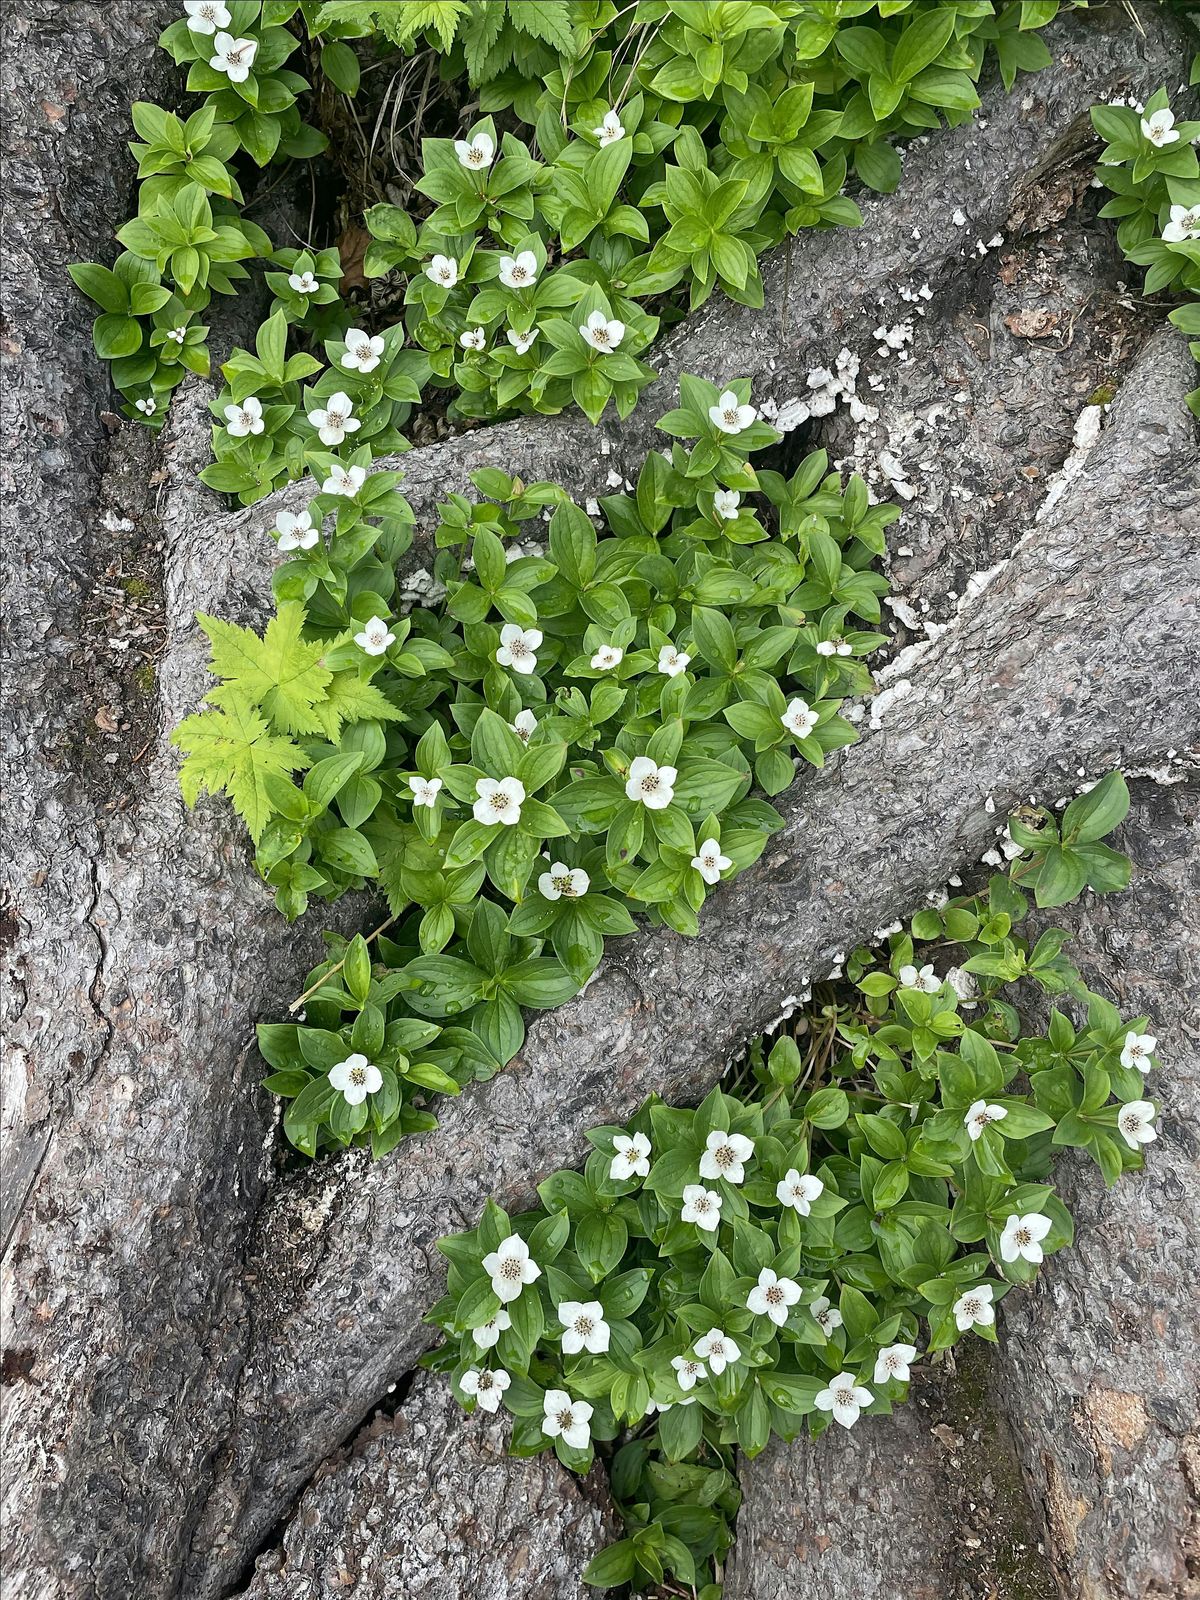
top-left (713, 488), bottom-right (740, 520)
top-left (459, 1366), bottom-right (510, 1413)
top-left (1141, 109), bottom-right (1179, 147)
top-left (811, 1295), bottom-right (843, 1336)
top-left (873, 1342), bottom-right (917, 1384)
top-left (209, 31), bottom-right (256, 81)
top-left (275, 509), bottom-right (318, 552)
top-left (499, 250), bottom-right (538, 289)
top-left (691, 839), bottom-right (732, 886)
top-left (815, 1372), bottom-right (873, 1429)
top-left (354, 616), bottom-right (395, 656)
top-left (815, 638), bottom-right (853, 657)
top-left (424, 254), bottom-right (459, 287)
top-left (289, 269), bottom-right (319, 294)
top-left (709, 388), bottom-right (757, 435)
top-left (680, 1183), bottom-right (722, 1232)
top-left (135, 397), bottom-right (157, 416)
top-left (777, 1168), bottom-right (824, 1214)
top-left (1117, 1099), bottom-right (1158, 1150)
top-left (472, 1309), bottom-right (511, 1349)
top-left (167, 325), bottom-right (188, 343)
top-left (558, 1300), bottom-right (610, 1355)
top-left (473, 775), bottom-right (526, 826)
top-left (625, 755), bottom-right (676, 811)
top-left (506, 326), bottom-right (538, 355)
top-left (541, 1389), bottom-right (593, 1451)
top-left (482, 1234), bottom-right (541, 1303)
top-left (1163, 203), bottom-right (1200, 243)
top-left (998, 1211), bottom-right (1052, 1265)
top-left (698, 1129), bottom-right (754, 1184)
top-left (510, 709), bottom-right (536, 743)
top-left (610, 1131), bottom-right (651, 1181)
top-left (694, 1329), bottom-right (740, 1375)
top-left (455, 131), bottom-right (495, 170)
top-left (341, 329), bottom-right (384, 373)
top-left (899, 962), bottom-right (940, 994)
top-left (657, 643), bottom-right (691, 677)
top-left (781, 697), bottom-right (817, 739)
top-left (579, 310), bottom-right (626, 351)
top-left (185, 1), bottom-right (232, 35)
top-left (952, 1282), bottom-right (996, 1331)
top-left (322, 462), bottom-right (366, 497)
top-left (224, 395), bottom-right (264, 437)
top-left (307, 391), bottom-right (360, 447)
top-left (593, 109), bottom-right (626, 146)
top-left (408, 775), bottom-right (442, 808)
top-left (670, 1354), bottom-right (707, 1392)
top-left (746, 1267), bottom-right (801, 1327)
top-left (495, 623), bottom-right (542, 674)
top-left (328, 1052), bottom-right (381, 1105)
top-left (1120, 1031), bottom-right (1157, 1073)
top-left (646, 1396), bottom-right (688, 1414)
top-left (538, 862), bottom-right (589, 901)
top-left (460, 327), bottom-right (487, 351)
top-left (964, 1099), bottom-right (1007, 1142)
top-left (590, 644), bottom-right (623, 671)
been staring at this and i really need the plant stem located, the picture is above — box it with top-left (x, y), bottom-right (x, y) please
top-left (287, 913), bottom-right (397, 1014)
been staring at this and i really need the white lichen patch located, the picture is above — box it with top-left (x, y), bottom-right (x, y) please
top-left (868, 677), bottom-right (916, 729)
top-left (397, 567), bottom-right (448, 613)
top-left (1037, 402), bottom-right (1106, 523)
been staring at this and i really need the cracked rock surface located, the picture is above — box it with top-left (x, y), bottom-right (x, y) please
top-left (236, 1375), bottom-right (618, 1600)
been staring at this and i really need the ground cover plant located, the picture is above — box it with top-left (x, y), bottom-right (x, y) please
top-left (69, 0), bottom-right (1072, 501)
top-left (46, 3), bottom-right (1194, 1594)
top-left (1090, 67), bottom-right (1200, 411)
top-left (173, 381), bottom-right (899, 1156)
top-left (425, 776), bottom-right (1160, 1592)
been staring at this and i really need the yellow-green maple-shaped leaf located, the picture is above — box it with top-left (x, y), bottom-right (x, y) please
top-left (199, 602), bottom-right (333, 737)
top-left (172, 694), bottom-right (311, 843)
top-left (319, 671), bottom-right (407, 737)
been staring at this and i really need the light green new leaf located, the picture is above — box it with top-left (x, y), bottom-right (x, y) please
top-left (173, 694), bottom-right (311, 842)
top-left (199, 601), bottom-right (333, 736)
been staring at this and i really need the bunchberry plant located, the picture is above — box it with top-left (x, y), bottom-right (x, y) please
top-left (175, 377), bottom-right (899, 1157)
top-left (1091, 72), bottom-right (1200, 414)
top-left (71, 1), bottom-right (1068, 490)
top-left (426, 779), bottom-right (1159, 1593)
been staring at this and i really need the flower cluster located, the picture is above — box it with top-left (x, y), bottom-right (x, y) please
top-left (75, 4), bottom-right (1065, 482)
top-left (178, 380), bottom-right (896, 1157)
top-left (427, 836), bottom-right (1157, 1593)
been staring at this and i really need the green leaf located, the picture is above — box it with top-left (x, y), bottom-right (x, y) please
top-left (70, 262), bottom-right (129, 314)
top-left (199, 602), bottom-right (333, 737)
top-left (1060, 771), bottom-right (1129, 845)
top-left (891, 10), bottom-right (956, 83)
top-left (173, 694), bottom-right (311, 843)
top-left (321, 38), bottom-right (361, 95)
top-left (690, 606), bottom-right (737, 672)
top-left (583, 1539), bottom-right (638, 1588)
top-left (1033, 845), bottom-right (1089, 908)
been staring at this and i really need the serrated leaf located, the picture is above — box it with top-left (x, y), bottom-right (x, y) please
top-left (172, 694), bottom-right (311, 842)
top-left (379, 0), bottom-right (470, 51)
top-left (504, 0), bottom-right (573, 54)
top-left (200, 602), bottom-right (333, 736)
top-left (320, 671), bottom-right (405, 733)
